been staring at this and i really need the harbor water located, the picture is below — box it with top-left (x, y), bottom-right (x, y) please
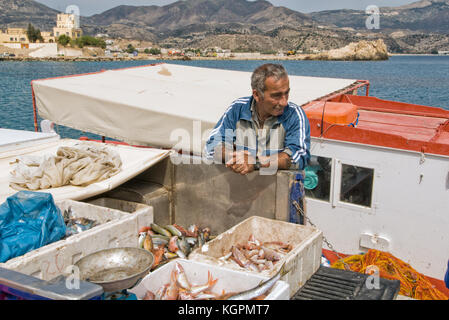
top-left (0, 55), bottom-right (448, 140)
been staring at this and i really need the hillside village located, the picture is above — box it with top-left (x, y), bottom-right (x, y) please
top-left (1, 0), bottom-right (449, 60)
top-left (0, 12), bottom-right (301, 60)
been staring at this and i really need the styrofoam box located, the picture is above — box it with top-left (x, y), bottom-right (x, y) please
top-left (129, 258), bottom-right (290, 300)
top-left (0, 199), bottom-right (153, 281)
top-left (188, 216), bottom-right (323, 298)
top-left (86, 197), bottom-right (152, 229)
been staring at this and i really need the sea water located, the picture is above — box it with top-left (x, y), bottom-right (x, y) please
top-left (0, 55), bottom-right (448, 140)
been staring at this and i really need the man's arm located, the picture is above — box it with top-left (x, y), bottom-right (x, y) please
top-left (259, 152), bottom-right (292, 170)
top-left (223, 146), bottom-right (256, 175)
top-left (283, 105), bottom-right (311, 170)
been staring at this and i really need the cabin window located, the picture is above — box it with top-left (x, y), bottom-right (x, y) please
top-left (305, 156), bottom-right (332, 202)
top-left (340, 164), bottom-right (373, 207)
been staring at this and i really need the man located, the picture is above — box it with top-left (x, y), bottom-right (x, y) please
top-left (205, 63), bottom-right (310, 175)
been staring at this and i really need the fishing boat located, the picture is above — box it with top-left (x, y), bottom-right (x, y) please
top-left (1, 62), bottom-right (448, 299)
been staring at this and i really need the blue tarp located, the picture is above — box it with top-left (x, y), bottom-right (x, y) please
top-left (0, 191), bottom-right (66, 263)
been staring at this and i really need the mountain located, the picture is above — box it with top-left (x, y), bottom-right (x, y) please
top-left (309, 0), bottom-right (449, 33)
top-left (0, 0), bottom-right (58, 30)
top-left (0, 0), bottom-right (448, 54)
top-left (81, 0), bottom-right (313, 39)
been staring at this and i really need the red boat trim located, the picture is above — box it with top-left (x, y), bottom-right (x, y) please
top-left (305, 91), bottom-right (449, 157)
top-left (311, 80), bottom-right (370, 104)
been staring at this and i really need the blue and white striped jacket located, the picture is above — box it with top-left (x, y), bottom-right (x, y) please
top-left (205, 96), bottom-right (311, 170)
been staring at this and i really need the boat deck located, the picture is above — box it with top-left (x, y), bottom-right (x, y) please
top-left (307, 94), bottom-right (449, 157)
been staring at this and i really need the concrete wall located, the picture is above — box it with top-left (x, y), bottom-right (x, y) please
top-left (101, 155), bottom-right (297, 234)
top-left (1, 43), bottom-right (21, 49)
top-left (58, 47), bottom-right (83, 57)
top-left (29, 43), bottom-right (58, 57)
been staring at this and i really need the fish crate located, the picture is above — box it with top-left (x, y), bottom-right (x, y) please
top-left (189, 216), bottom-right (323, 298)
top-left (0, 199), bottom-right (153, 281)
top-left (129, 258), bottom-right (290, 300)
top-left (85, 197), bottom-right (152, 228)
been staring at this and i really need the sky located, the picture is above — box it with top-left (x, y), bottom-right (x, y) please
top-left (34, 0), bottom-right (419, 17)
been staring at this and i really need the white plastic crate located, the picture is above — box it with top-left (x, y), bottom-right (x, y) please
top-left (0, 199), bottom-right (153, 281)
top-left (85, 197), bottom-right (152, 229)
top-left (129, 258), bottom-right (290, 300)
top-left (189, 216), bottom-right (323, 298)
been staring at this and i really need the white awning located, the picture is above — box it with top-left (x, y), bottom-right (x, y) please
top-left (32, 63), bottom-right (357, 154)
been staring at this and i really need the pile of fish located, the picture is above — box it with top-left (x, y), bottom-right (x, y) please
top-left (63, 207), bottom-right (99, 238)
top-left (142, 261), bottom-right (283, 300)
top-left (219, 234), bottom-right (293, 273)
top-left (143, 262), bottom-right (219, 300)
top-left (138, 223), bottom-right (212, 270)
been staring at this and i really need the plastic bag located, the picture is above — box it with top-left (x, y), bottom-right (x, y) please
top-left (0, 191), bottom-right (66, 263)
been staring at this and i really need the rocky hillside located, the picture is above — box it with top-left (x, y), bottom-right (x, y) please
top-left (310, 0), bottom-right (449, 34)
top-left (1, 0), bottom-right (448, 54)
top-left (80, 0), bottom-right (313, 42)
top-left (84, 0), bottom-right (312, 31)
top-left (0, 0), bottom-right (58, 30)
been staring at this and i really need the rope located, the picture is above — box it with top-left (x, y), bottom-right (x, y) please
top-left (332, 249), bottom-right (449, 300)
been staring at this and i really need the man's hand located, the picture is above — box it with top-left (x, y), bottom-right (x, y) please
top-left (225, 150), bottom-right (256, 175)
top-left (258, 152), bottom-right (291, 170)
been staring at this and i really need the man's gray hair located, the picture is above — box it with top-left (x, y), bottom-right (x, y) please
top-left (251, 63), bottom-right (288, 98)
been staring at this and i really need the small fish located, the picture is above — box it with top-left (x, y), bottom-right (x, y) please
top-left (151, 247), bottom-right (165, 269)
top-left (172, 224), bottom-right (189, 236)
top-left (143, 233), bottom-right (153, 251)
top-left (219, 252), bottom-right (232, 261)
top-left (155, 284), bottom-right (168, 300)
top-left (193, 292), bottom-right (217, 300)
top-left (151, 234), bottom-right (170, 242)
top-left (176, 250), bottom-right (187, 259)
top-left (138, 226), bottom-right (152, 234)
top-left (202, 227), bottom-right (211, 241)
top-left (138, 232), bottom-right (146, 249)
top-left (185, 237), bottom-right (197, 246)
top-left (168, 236), bottom-right (179, 253)
top-left (232, 246), bottom-right (251, 268)
top-left (174, 262), bottom-right (191, 290)
top-left (261, 246), bottom-right (281, 261)
top-left (247, 249), bottom-right (260, 258)
top-left (257, 264), bottom-right (266, 272)
top-left (262, 241), bottom-right (292, 251)
top-left (151, 223), bottom-right (172, 237)
top-left (164, 252), bottom-right (178, 259)
top-left (265, 260), bottom-right (274, 270)
top-left (251, 258), bottom-right (267, 265)
top-left (152, 237), bottom-right (168, 248)
top-left (189, 271), bottom-right (218, 295)
top-left (165, 225), bottom-right (183, 237)
top-left (197, 233), bottom-right (205, 247)
top-left (143, 290), bottom-right (155, 300)
top-left (226, 263), bottom-right (286, 300)
top-left (188, 224), bottom-right (199, 237)
top-left (162, 271), bottom-right (179, 300)
top-left (177, 237), bottom-right (191, 256)
top-left (178, 290), bottom-right (195, 300)
top-left (152, 259), bottom-right (171, 271)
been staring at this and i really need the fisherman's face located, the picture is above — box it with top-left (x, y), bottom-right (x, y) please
top-left (254, 76), bottom-right (290, 119)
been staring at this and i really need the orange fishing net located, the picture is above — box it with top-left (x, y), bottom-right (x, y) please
top-left (331, 249), bottom-right (448, 300)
